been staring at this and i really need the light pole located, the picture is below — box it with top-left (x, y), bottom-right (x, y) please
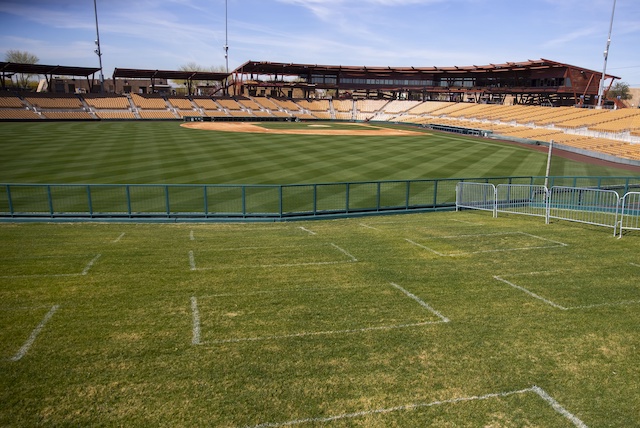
top-left (224, 0), bottom-right (229, 73)
top-left (596, 0), bottom-right (616, 108)
top-left (93, 0), bottom-right (105, 93)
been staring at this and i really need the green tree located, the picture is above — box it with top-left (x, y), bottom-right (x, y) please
top-left (607, 81), bottom-right (632, 101)
top-left (5, 50), bottom-right (39, 88)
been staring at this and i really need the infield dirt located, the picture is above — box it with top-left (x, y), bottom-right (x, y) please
top-left (181, 121), bottom-right (426, 136)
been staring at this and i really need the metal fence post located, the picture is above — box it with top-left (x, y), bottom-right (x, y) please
top-left (126, 185), bottom-right (132, 217)
top-left (345, 183), bottom-right (350, 213)
top-left (242, 186), bottom-right (246, 217)
top-left (6, 185), bottom-right (14, 216)
top-left (405, 181), bottom-right (410, 210)
top-left (47, 185), bottom-right (54, 217)
top-left (165, 185), bottom-right (170, 217)
top-left (87, 185), bottom-right (93, 217)
top-left (432, 180), bottom-right (438, 208)
top-left (313, 184), bottom-right (317, 216)
top-left (279, 185), bottom-right (283, 218)
top-left (203, 186), bottom-right (209, 218)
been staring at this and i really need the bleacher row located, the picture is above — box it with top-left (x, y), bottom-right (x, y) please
top-left (1, 93), bottom-right (640, 161)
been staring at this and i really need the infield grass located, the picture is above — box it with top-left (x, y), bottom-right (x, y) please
top-left (1, 212), bottom-right (639, 426)
top-left (1, 121), bottom-right (637, 185)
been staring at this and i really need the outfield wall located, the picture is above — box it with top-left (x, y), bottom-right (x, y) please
top-left (2, 176), bottom-right (639, 222)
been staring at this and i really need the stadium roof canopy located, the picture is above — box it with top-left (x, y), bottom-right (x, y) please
top-left (112, 68), bottom-right (230, 95)
top-left (0, 61), bottom-right (103, 91)
top-left (233, 58), bottom-right (619, 106)
top-left (112, 68), bottom-right (229, 82)
top-left (234, 58), bottom-right (618, 79)
top-left (0, 62), bottom-right (101, 77)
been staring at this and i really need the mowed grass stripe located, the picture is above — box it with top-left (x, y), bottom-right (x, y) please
top-left (1, 121), bottom-right (637, 185)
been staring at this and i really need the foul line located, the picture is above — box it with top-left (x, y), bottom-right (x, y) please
top-left (191, 297), bottom-right (201, 345)
top-left (0, 254), bottom-right (101, 278)
top-left (494, 274), bottom-right (640, 311)
top-left (631, 263), bottom-right (640, 268)
top-left (112, 233), bottom-right (125, 243)
top-left (246, 385), bottom-right (587, 428)
top-left (10, 305), bottom-right (59, 362)
top-left (190, 230), bottom-right (195, 241)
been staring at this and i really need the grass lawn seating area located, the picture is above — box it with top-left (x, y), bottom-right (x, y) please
top-left (1, 213), bottom-right (639, 426)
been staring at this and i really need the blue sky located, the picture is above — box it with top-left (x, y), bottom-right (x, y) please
top-left (1, 0), bottom-right (639, 86)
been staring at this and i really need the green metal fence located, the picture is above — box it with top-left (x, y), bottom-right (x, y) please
top-left (1, 176), bottom-right (639, 221)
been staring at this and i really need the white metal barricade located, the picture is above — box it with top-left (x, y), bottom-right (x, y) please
top-left (496, 184), bottom-right (549, 223)
top-left (456, 182), bottom-right (496, 217)
top-left (619, 192), bottom-right (640, 237)
top-left (549, 186), bottom-right (621, 236)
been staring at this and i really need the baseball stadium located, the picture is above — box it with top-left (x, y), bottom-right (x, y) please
top-left (2, 43), bottom-right (640, 426)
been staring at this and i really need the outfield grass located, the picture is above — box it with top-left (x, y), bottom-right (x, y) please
top-left (1, 121), bottom-right (637, 185)
top-left (1, 212), bottom-right (639, 426)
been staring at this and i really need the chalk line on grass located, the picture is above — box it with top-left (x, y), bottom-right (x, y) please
top-left (190, 230), bottom-right (195, 241)
top-left (519, 232), bottom-right (569, 247)
top-left (201, 282), bottom-right (448, 344)
top-left (493, 275), bottom-right (567, 310)
top-left (201, 283), bottom-right (379, 299)
top-left (298, 226), bottom-right (316, 235)
top-left (531, 386), bottom-right (588, 428)
top-left (406, 231), bottom-right (567, 257)
top-left (112, 233), bottom-right (125, 243)
top-left (405, 239), bottom-right (448, 256)
top-left (0, 254), bottom-right (101, 278)
top-left (390, 282), bottom-right (450, 323)
top-left (494, 274), bottom-right (640, 311)
top-left (191, 297), bottom-right (201, 345)
top-left (208, 321), bottom-right (444, 344)
top-left (81, 254), bottom-right (101, 275)
top-left (631, 262), bottom-right (640, 268)
top-left (330, 243), bottom-right (358, 262)
top-left (450, 219), bottom-right (484, 226)
top-left (359, 223), bottom-right (381, 231)
top-left (10, 305), bottom-right (59, 362)
top-left (189, 243), bottom-right (357, 270)
top-left (246, 385), bottom-right (587, 428)
top-left (439, 231), bottom-right (568, 247)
